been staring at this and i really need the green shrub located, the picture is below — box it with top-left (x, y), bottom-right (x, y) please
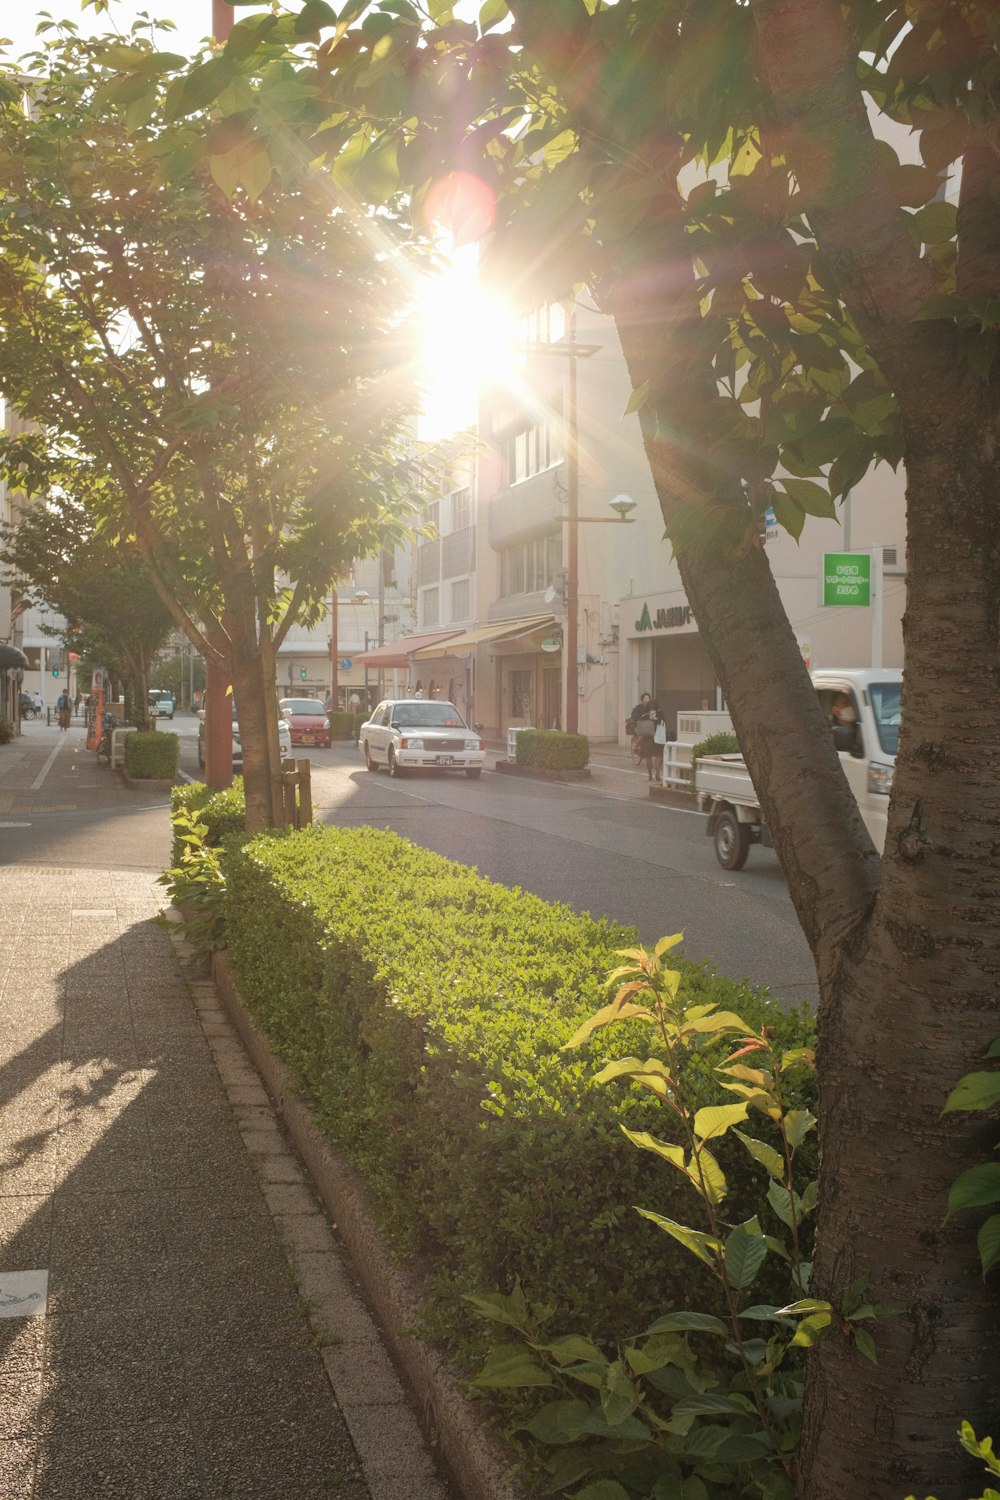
top-left (515, 729), bottom-right (589, 770)
top-left (690, 730), bottom-right (741, 780)
top-left (0, 716), bottom-right (14, 745)
top-left (123, 729), bottom-right (179, 780)
top-left (329, 709), bottom-right (366, 740)
top-left (220, 824), bottom-right (815, 1348)
top-left (169, 779), bottom-right (245, 864)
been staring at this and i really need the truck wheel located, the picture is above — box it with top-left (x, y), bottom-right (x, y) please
top-left (715, 809), bottom-right (750, 871)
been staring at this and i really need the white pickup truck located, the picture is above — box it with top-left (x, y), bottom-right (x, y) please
top-left (695, 668), bottom-right (903, 869)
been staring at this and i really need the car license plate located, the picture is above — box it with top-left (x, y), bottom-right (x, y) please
top-left (438, 755), bottom-right (454, 765)
top-left (302, 735), bottom-right (314, 745)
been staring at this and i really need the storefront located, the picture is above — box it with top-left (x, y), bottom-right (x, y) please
top-left (413, 615), bottom-right (556, 736)
top-left (621, 593), bottom-right (720, 739)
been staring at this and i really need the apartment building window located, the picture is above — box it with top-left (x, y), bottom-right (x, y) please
top-left (421, 587), bottom-right (440, 627)
top-left (450, 487), bottom-right (470, 532)
top-left (518, 302), bottom-right (566, 346)
top-left (425, 499), bottom-right (440, 537)
top-left (450, 578), bottom-right (470, 621)
top-left (499, 533), bottom-right (562, 598)
top-left (501, 418), bottom-right (558, 486)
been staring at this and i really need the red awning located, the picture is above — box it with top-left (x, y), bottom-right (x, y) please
top-left (352, 629), bottom-right (465, 669)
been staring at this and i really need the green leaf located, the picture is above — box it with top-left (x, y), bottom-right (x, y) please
top-left (539, 1335), bottom-right (607, 1366)
top-left (715, 1432), bottom-right (775, 1462)
top-left (645, 1310), bottom-right (728, 1336)
top-left (853, 1327), bottom-right (878, 1364)
top-left (602, 1358), bottom-right (639, 1425)
top-left (783, 1108), bottom-right (817, 1148)
top-left (738, 1304), bottom-right (794, 1325)
top-left (724, 1218), bottom-right (769, 1290)
top-left (775, 477), bottom-right (837, 520)
top-left (984, 1039), bottom-right (1000, 1059)
top-left (769, 490), bottom-right (805, 541)
top-left (767, 1178), bottom-right (800, 1228)
top-left (790, 1311), bottom-right (831, 1348)
top-left (943, 1072), bottom-right (1000, 1114)
top-left (523, 1398), bottom-right (593, 1445)
top-left (635, 1210), bottom-right (722, 1269)
top-left (908, 199), bottom-right (957, 246)
top-left (472, 1344), bottom-right (552, 1388)
top-left (946, 1163), bottom-right (1000, 1218)
top-left (620, 1127), bottom-right (686, 1170)
top-left (478, 0), bottom-right (509, 31)
top-left (693, 1101), bottom-right (749, 1141)
top-left (624, 380), bottom-right (651, 416)
top-left (978, 1214), bottom-right (1000, 1278)
top-left (672, 1392), bottom-right (753, 1417)
top-left (574, 1483), bottom-right (632, 1500)
top-left (734, 1129), bottom-right (784, 1179)
top-left (591, 1057), bottom-right (668, 1097)
top-left (691, 1144), bottom-right (728, 1205)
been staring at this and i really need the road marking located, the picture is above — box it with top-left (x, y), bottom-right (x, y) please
top-left (30, 739), bottom-right (63, 791)
top-left (0, 821), bottom-right (31, 827)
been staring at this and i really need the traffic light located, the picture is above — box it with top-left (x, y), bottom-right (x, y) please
top-left (52, 667), bottom-right (60, 677)
top-left (299, 668), bottom-right (307, 680)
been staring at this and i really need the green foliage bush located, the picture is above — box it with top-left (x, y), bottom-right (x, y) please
top-left (0, 716), bottom-right (14, 745)
top-left (515, 729), bottom-right (589, 770)
top-left (169, 779), bottom-right (245, 864)
top-left (123, 729), bottom-right (178, 780)
top-left (689, 730), bottom-right (741, 780)
top-left (329, 709), bottom-right (366, 740)
top-left (219, 824), bottom-right (815, 1348)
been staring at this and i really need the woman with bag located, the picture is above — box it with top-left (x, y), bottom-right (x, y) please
top-left (630, 692), bottom-right (661, 783)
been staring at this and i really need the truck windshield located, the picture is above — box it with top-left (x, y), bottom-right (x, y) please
top-left (868, 682), bottom-right (901, 756)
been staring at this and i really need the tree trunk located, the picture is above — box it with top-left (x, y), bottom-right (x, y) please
top-left (798, 403), bottom-right (1000, 1500)
top-left (228, 592), bottom-right (286, 832)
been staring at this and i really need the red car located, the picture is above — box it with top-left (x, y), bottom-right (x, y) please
top-left (279, 697), bottom-right (332, 749)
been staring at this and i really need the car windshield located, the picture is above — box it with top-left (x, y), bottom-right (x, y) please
top-left (282, 700), bottom-right (323, 715)
top-left (391, 702), bottom-right (466, 728)
top-left (868, 681), bottom-right (901, 756)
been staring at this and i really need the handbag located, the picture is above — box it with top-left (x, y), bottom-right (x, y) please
top-left (636, 717), bottom-right (655, 736)
top-left (625, 718), bottom-right (636, 736)
top-left (653, 720), bottom-right (668, 745)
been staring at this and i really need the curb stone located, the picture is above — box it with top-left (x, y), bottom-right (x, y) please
top-left (492, 760), bottom-right (592, 782)
top-left (206, 945), bottom-right (525, 1500)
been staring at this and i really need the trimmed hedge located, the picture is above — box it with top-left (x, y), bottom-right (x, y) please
top-left (690, 730), bottom-right (741, 780)
top-left (515, 729), bottom-right (589, 770)
top-left (0, 716), bottom-right (14, 745)
top-left (329, 709), bottom-right (366, 741)
top-left (220, 822), bottom-right (815, 1345)
top-left (124, 729), bottom-right (178, 780)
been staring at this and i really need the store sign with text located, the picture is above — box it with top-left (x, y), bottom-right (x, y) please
top-left (635, 602), bottom-right (694, 632)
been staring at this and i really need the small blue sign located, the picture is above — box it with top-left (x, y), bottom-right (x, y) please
top-left (340, 658), bottom-right (353, 671)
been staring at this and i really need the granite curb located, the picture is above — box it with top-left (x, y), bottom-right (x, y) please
top-left (206, 946), bottom-right (523, 1500)
top-left (492, 760), bottom-right (592, 782)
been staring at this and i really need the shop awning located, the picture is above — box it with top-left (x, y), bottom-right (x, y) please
top-left (0, 644), bottom-right (28, 671)
top-left (353, 629), bottom-right (465, 669)
top-left (412, 615), bottom-right (555, 660)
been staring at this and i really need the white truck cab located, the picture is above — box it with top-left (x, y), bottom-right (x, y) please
top-left (695, 667), bottom-right (902, 869)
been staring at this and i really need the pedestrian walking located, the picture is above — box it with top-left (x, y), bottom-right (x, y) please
top-left (56, 687), bottom-right (73, 731)
top-left (630, 692), bottom-right (662, 783)
top-left (33, 690), bottom-right (43, 716)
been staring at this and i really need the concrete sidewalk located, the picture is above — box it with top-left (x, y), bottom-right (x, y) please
top-left (0, 732), bottom-right (456, 1499)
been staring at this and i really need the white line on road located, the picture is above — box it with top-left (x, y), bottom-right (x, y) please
top-left (30, 739), bottom-right (63, 791)
top-left (0, 821), bottom-right (31, 828)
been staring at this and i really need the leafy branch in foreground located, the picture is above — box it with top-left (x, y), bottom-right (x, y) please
top-left (467, 938), bottom-right (837, 1498)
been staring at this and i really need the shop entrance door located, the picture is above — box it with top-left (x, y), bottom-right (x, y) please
top-left (542, 666), bottom-right (562, 730)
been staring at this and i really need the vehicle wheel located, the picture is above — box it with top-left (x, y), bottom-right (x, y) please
top-left (198, 739), bottom-right (205, 769)
top-left (465, 768), bottom-right (482, 779)
top-left (388, 747), bottom-right (405, 778)
top-left (714, 809), bottom-right (750, 871)
top-left (630, 735), bottom-right (643, 766)
top-left (363, 741), bottom-right (377, 772)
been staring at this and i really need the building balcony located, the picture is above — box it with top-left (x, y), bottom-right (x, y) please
top-left (487, 470), bottom-right (563, 550)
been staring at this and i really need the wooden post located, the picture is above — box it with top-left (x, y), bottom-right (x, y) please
top-left (296, 758), bottom-right (312, 826)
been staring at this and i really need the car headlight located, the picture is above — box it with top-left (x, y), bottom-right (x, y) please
top-left (322, 718), bottom-right (330, 729)
top-left (868, 761), bottom-right (894, 795)
top-left (400, 736), bottom-right (422, 750)
top-left (464, 738), bottom-right (480, 751)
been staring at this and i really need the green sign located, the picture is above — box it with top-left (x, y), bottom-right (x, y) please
top-left (823, 552), bottom-right (871, 607)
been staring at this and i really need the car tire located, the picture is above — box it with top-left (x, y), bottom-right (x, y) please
top-left (363, 742), bottom-right (377, 773)
top-left (714, 808), bottom-right (750, 871)
top-left (465, 768), bottom-right (482, 779)
top-left (198, 739), bottom-right (205, 769)
top-left (388, 748), bottom-right (405, 778)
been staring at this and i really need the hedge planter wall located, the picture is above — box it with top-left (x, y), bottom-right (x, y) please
top-left (514, 729), bottom-right (589, 770)
top-left (329, 709), bottom-right (366, 741)
top-left (124, 729), bottom-right (179, 781)
top-left (218, 821), bottom-right (815, 1347)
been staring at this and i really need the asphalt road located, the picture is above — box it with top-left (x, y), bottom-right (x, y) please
top-left (307, 741), bottom-right (818, 1010)
top-left (1, 717), bottom-right (818, 1009)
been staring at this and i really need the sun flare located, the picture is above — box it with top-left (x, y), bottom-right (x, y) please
top-left (416, 248), bottom-right (517, 441)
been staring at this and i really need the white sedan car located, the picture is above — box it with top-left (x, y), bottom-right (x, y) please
top-left (360, 699), bottom-right (486, 779)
